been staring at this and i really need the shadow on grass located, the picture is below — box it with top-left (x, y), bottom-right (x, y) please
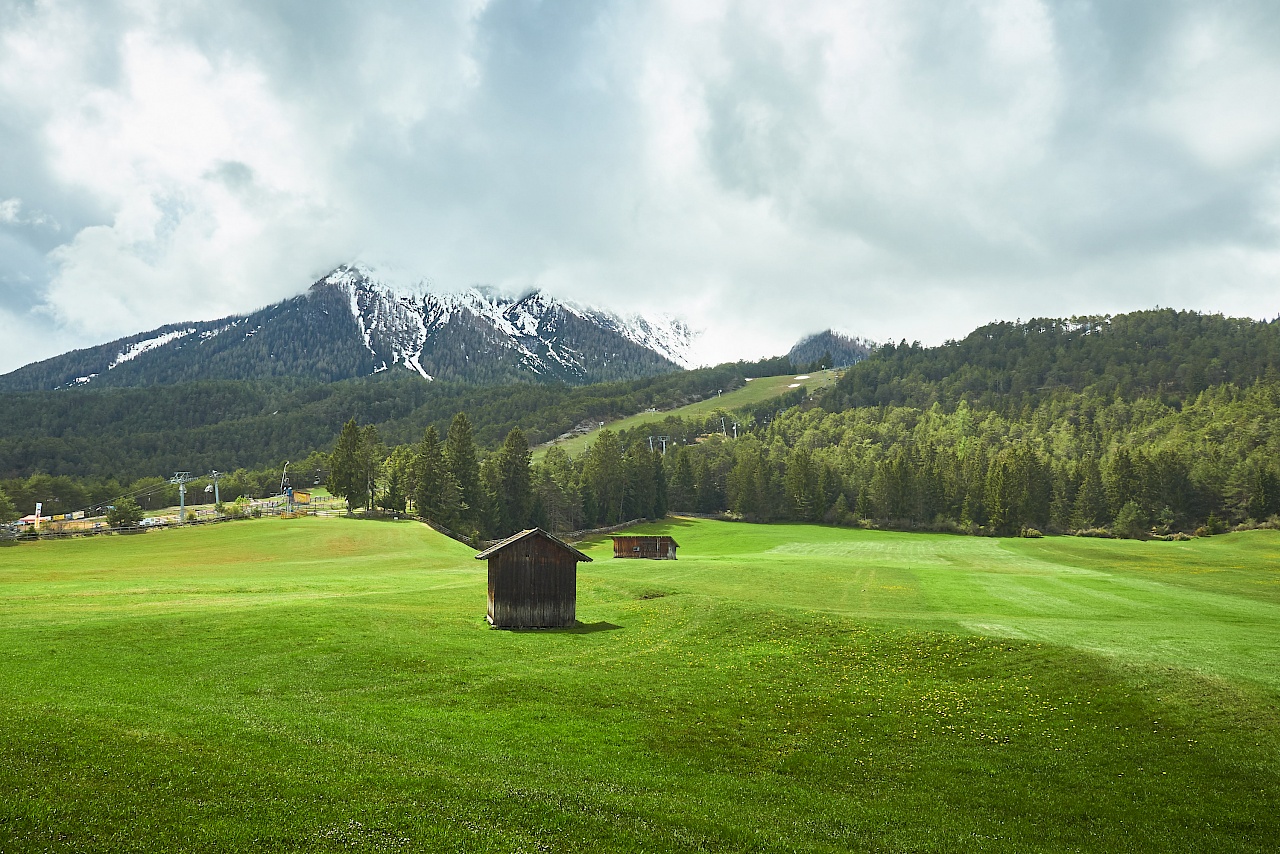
top-left (496, 621), bottom-right (622, 634)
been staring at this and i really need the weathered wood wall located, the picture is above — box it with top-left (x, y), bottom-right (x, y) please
top-left (611, 536), bottom-right (678, 560)
top-left (487, 536), bottom-right (577, 628)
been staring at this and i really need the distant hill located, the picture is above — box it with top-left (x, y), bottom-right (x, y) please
top-left (787, 330), bottom-right (873, 369)
top-left (0, 265), bottom-right (695, 392)
top-left (823, 309), bottom-right (1280, 411)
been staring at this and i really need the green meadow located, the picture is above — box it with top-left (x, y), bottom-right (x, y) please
top-left (1, 517), bottom-right (1278, 852)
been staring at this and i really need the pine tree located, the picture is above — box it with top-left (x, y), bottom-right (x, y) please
top-left (412, 425), bottom-right (462, 524)
top-left (328, 419), bottom-right (366, 513)
top-left (728, 440), bottom-right (764, 519)
top-left (624, 443), bottom-right (657, 520)
top-left (984, 452), bottom-right (1014, 535)
top-left (359, 424), bottom-right (385, 511)
top-left (1113, 500), bottom-right (1147, 539)
top-left (694, 457), bottom-right (722, 514)
top-left (855, 483), bottom-right (872, 520)
top-left (667, 447), bottom-right (696, 511)
top-left (1074, 455), bottom-right (1107, 528)
top-left (379, 445), bottom-right (413, 513)
top-left (916, 451), bottom-right (945, 522)
top-left (478, 456), bottom-right (502, 537)
top-left (494, 427), bottom-right (533, 536)
top-left (1106, 449), bottom-right (1141, 520)
top-left (783, 447), bottom-right (818, 521)
top-left (1248, 466), bottom-right (1280, 521)
top-left (445, 413), bottom-right (482, 529)
top-left (816, 464), bottom-right (841, 521)
top-left (873, 448), bottom-right (915, 521)
top-left (532, 446), bottom-right (582, 533)
top-left (825, 493), bottom-right (852, 525)
top-left (582, 430), bottom-right (625, 525)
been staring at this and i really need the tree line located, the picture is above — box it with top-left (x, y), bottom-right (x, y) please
top-left (325, 414), bottom-right (669, 542)
top-left (10, 375), bottom-right (1277, 542)
top-left (640, 381), bottom-right (1280, 537)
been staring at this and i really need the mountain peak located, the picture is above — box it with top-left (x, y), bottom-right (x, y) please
top-left (311, 264), bottom-right (696, 375)
top-left (0, 265), bottom-right (698, 391)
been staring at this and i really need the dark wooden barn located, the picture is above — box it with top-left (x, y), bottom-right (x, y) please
top-left (476, 528), bottom-right (592, 628)
top-left (610, 535), bottom-right (679, 560)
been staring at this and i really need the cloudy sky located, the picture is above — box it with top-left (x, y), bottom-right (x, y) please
top-left (2, 0), bottom-right (1279, 373)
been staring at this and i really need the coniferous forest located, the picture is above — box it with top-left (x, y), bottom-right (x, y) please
top-left (2, 309), bottom-right (1278, 541)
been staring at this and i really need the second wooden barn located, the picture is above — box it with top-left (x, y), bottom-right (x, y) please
top-left (610, 534), bottom-right (679, 560)
top-left (476, 528), bottom-right (592, 628)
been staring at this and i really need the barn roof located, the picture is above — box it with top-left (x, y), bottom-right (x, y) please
top-left (609, 534), bottom-right (680, 547)
top-left (474, 527), bottom-right (593, 562)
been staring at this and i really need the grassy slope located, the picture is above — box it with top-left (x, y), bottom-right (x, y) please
top-left (534, 370), bottom-right (840, 460)
top-left (1, 518), bottom-right (1278, 852)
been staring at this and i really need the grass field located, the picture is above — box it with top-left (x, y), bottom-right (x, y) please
top-left (2, 517), bottom-right (1278, 851)
top-left (534, 370), bottom-right (841, 460)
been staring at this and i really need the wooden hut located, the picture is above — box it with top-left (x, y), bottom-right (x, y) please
top-left (475, 528), bottom-right (592, 628)
top-left (610, 535), bottom-right (679, 560)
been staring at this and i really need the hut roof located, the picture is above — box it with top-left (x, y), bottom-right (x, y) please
top-left (474, 528), bottom-right (593, 562)
top-left (609, 534), bottom-right (680, 547)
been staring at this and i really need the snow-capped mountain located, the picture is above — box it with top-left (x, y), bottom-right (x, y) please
top-left (0, 265), bottom-right (697, 391)
top-left (326, 264), bottom-right (693, 380)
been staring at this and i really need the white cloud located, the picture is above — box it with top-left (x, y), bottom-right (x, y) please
top-left (1, 0), bottom-right (1279, 373)
top-left (0, 197), bottom-right (59, 230)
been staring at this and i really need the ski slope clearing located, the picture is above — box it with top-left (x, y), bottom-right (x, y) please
top-left (535, 370), bottom-right (841, 460)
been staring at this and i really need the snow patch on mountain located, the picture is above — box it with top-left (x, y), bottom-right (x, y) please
top-left (111, 328), bottom-right (196, 369)
top-left (610, 313), bottom-right (695, 368)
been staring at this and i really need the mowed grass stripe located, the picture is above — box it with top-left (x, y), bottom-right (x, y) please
top-left (590, 519), bottom-right (1280, 691)
top-left (1, 517), bottom-right (1278, 851)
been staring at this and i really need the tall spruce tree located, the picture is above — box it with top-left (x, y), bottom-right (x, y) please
top-left (623, 443), bottom-right (657, 520)
top-left (783, 447), bottom-right (818, 521)
top-left (478, 456), bottom-right (502, 537)
top-left (412, 425), bottom-right (456, 522)
top-left (494, 427), bottom-right (533, 536)
top-left (1248, 465), bottom-right (1280, 521)
top-left (379, 445), bottom-right (413, 513)
top-left (667, 447), bottom-right (696, 511)
top-left (532, 446), bottom-right (582, 533)
top-left (359, 424), bottom-right (385, 511)
top-left (445, 412), bottom-right (482, 529)
top-left (1074, 455), bottom-right (1107, 528)
top-left (582, 430), bottom-right (625, 525)
top-left (328, 419), bottom-right (366, 513)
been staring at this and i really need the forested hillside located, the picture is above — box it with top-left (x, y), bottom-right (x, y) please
top-left (0, 360), bottom-right (783, 482)
top-left (651, 382), bottom-right (1280, 536)
top-left (825, 310), bottom-right (1280, 411)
